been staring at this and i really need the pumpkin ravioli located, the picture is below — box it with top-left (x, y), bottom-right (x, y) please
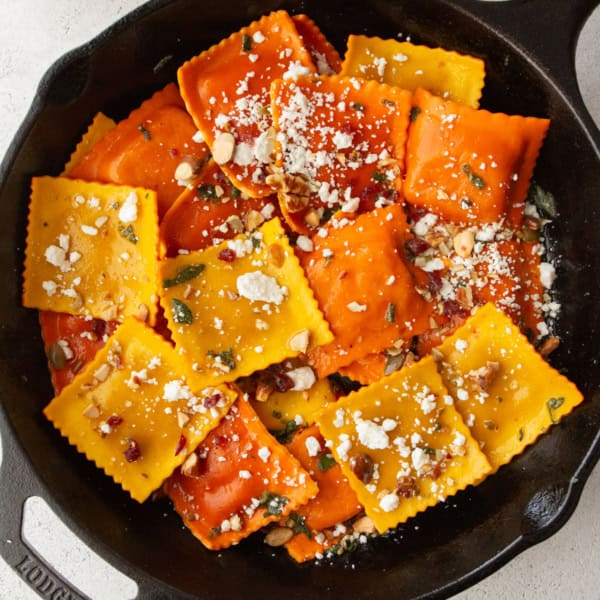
top-left (44, 317), bottom-right (238, 502)
top-left (159, 217), bottom-right (333, 386)
top-left (317, 355), bottom-right (491, 534)
top-left (434, 303), bottom-right (584, 472)
top-left (23, 177), bottom-right (159, 324)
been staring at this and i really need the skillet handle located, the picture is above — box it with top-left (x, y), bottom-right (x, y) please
top-left (451, 0), bottom-right (600, 137)
top-left (0, 408), bottom-right (89, 599)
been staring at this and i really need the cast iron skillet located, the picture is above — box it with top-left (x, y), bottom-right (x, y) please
top-left (1, 0), bottom-right (600, 598)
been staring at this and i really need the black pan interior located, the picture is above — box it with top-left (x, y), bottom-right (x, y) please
top-left (1, 1), bottom-right (599, 598)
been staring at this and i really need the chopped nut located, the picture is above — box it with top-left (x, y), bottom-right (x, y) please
top-left (403, 351), bottom-right (416, 368)
top-left (181, 452), bottom-right (200, 478)
top-left (287, 329), bottom-right (310, 353)
top-left (466, 361), bottom-right (500, 391)
top-left (71, 292), bottom-right (84, 311)
top-left (267, 243), bottom-right (285, 269)
top-left (267, 173), bottom-right (311, 214)
top-left (93, 363), bottom-right (111, 382)
top-left (539, 336), bottom-right (560, 357)
top-left (335, 152), bottom-right (346, 166)
top-left (245, 209), bottom-right (265, 232)
top-left (431, 348), bottom-right (444, 363)
top-left (455, 285), bottom-right (474, 309)
top-left (264, 527), bottom-right (294, 547)
top-left (226, 215), bottom-right (244, 233)
top-left (212, 132), bottom-right (236, 164)
top-left (183, 284), bottom-right (193, 299)
top-left (177, 410), bottom-right (191, 428)
top-left (279, 191), bottom-right (309, 214)
top-left (229, 514), bottom-right (243, 532)
top-left (174, 161), bottom-right (194, 181)
top-left (254, 382), bottom-right (274, 403)
top-left (304, 208), bottom-right (321, 227)
top-left (352, 515), bottom-right (376, 534)
top-left (82, 403), bottom-right (100, 419)
top-left (453, 229), bottom-right (475, 258)
top-left (136, 303), bottom-right (149, 322)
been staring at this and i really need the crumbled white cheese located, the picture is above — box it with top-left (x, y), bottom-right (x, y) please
top-left (287, 366), bottom-right (316, 391)
top-left (258, 447), bottom-right (271, 463)
top-left (347, 301), bottom-right (367, 312)
top-left (238, 470), bottom-right (252, 479)
top-left (296, 235), bottom-right (313, 252)
top-left (411, 447), bottom-right (430, 472)
top-left (356, 418), bottom-right (390, 450)
top-left (454, 339), bottom-right (468, 353)
top-left (539, 262), bottom-right (556, 289)
top-left (163, 379), bottom-right (194, 402)
top-left (236, 271), bottom-right (287, 304)
top-left (379, 493), bottom-right (399, 512)
top-left (305, 436), bottom-right (321, 457)
top-left (118, 191), bottom-right (138, 223)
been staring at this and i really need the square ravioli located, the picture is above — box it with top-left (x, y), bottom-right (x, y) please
top-left (23, 177), bottom-right (159, 324)
top-left (159, 217), bottom-right (333, 386)
top-left (317, 355), bottom-right (491, 534)
top-left (299, 204), bottom-right (431, 377)
top-left (44, 317), bottom-right (238, 502)
top-left (166, 396), bottom-right (318, 550)
top-left (434, 303), bottom-right (584, 472)
top-left (178, 10), bottom-right (316, 197)
top-left (270, 75), bottom-right (412, 233)
top-left (404, 88), bottom-right (549, 227)
top-left (340, 35), bottom-right (485, 107)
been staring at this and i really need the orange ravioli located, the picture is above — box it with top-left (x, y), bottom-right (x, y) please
top-left (317, 355), bottom-right (491, 533)
top-left (341, 35), bottom-right (485, 107)
top-left (44, 317), bottom-right (238, 502)
top-left (300, 205), bottom-right (430, 378)
top-left (160, 160), bottom-right (279, 257)
top-left (282, 425), bottom-right (362, 561)
top-left (70, 84), bottom-right (209, 218)
top-left (166, 396), bottom-right (318, 550)
top-left (270, 75), bottom-right (412, 233)
top-left (23, 177), bottom-right (159, 324)
top-left (251, 378), bottom-right (335, 431)
top-left (62, 113), bottom-right (116, 176)
top-left (339, 352), bottom-right (389, 385)
top-left (404, 88), bottom-right (549, 227)
top-left (292, 14), bottom-right (342, 75)
top-left (434, 303), bottom-right (583, 472)
top-left (159, 217), bottom-right (333, 386)
top-left (39, 312), bottom-right (118, 394)
top-left (177, 10), bottom-right (316, 198)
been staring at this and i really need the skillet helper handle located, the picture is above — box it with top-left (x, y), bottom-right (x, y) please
top-left (452, 0), bottom-right (600, 136)
top-left (0, 408), bottom-right (88, 600)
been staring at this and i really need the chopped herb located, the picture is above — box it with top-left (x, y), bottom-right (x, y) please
top-left (117, 224), bottom-right (138, 244)
top-left (153, 54), bottom-right (174, 74)
top-left (462, 164), bottom-right (486, 190)
top-left (163, 263), bottom-right (205, 288)
top-left (518, 428), bottom-right (524, 441)
top-left (547, 396), bottom-right (565, 424)
top-left (171, 299), bottom-right (193, 324)
top-left (496, 396), bottom-right (504, 403)
top-left (207, 348), bottom-right (236, 370)
top-left (328, 372), bottom-right (362, 397)
top-left (422, 446), bottom-right (436, 457)
top-left (230, 185), bottom-right (241, 199)
top-left (272, 410), bottom-right (282, 420)
top-left (460, 197), bottom-right (473, 209)
top-left (410, 106), bottom-right (421, 121)
top-left (137, 124), bottom-right (151, 141)
top-left (251, 235), bottom-right (261, 249)
top-left (372, 171), bottom-right (387, 184)
top-left (381, 98), bottom-right (395, 107)
top-left (271, 419), bottom-right (298, 444)
top-left (258, 491), bottom-right (289, 517)
top-left (385, 302), bottom-right (396, 323)
top-left (434, 421), bottom-right (443, 432)
top-left (208, 526), bottom-right (221, 539)
top-left (317, 453), bottom-right (336, 472)
top-left (484, 420), bottom-right (497, 431)
top-left (287, 512), bottom-right (311, 539)
top-left (197, 184), bottom-right (217, 201)
top-left (320, 205), bottom-right (341, 224)
top-left (527, 183), bottom-right (557, 218)
top-left (351, 102), bottom-right (365, 111)
top-left (111, 201), bottom-right (120, 209)
top-left (242, 34), bottom-right (252, 52)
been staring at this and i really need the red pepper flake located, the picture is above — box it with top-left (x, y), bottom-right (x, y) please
top-left (204, 393), bottom-right (222, 408)
top-left (218, 248), bottom-right (236, 262)
top-left (106, 415), bottom-right (123, 428)
top-left (169, 148), bottom-right (179, 158)
top-left (213, 434), bottom-right (230, 448)
top-left (443, 300), bottom-right (470, 319)
top-left (427, 271), bottom-right (443, 295)
top-left (124, 439), bottom-right (142, 462)
top-left (92, 318), bottom-right (106, 338)
top-left (175, 434), bottom-right (187, 456)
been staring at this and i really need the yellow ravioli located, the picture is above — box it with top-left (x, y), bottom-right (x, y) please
top-left (251, 378), bottom-right (336, 430)
top-left (44, 317), bottom-right (237, 502)
top-left (159, 217), bottom-right (333, 386)
top-left (61, 113), bottom-right (117, 176)
top-left (23, 177), bottom-right (159, 324)
top-left (318, 356), bottom-right (491, 533)
top-left (435, 303), bottom-right (584, 472)
top-left (340, 35), bottom-right (485, 107)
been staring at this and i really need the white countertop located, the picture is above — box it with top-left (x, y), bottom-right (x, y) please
top-left (1, 1), bottom-right (599, 598)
